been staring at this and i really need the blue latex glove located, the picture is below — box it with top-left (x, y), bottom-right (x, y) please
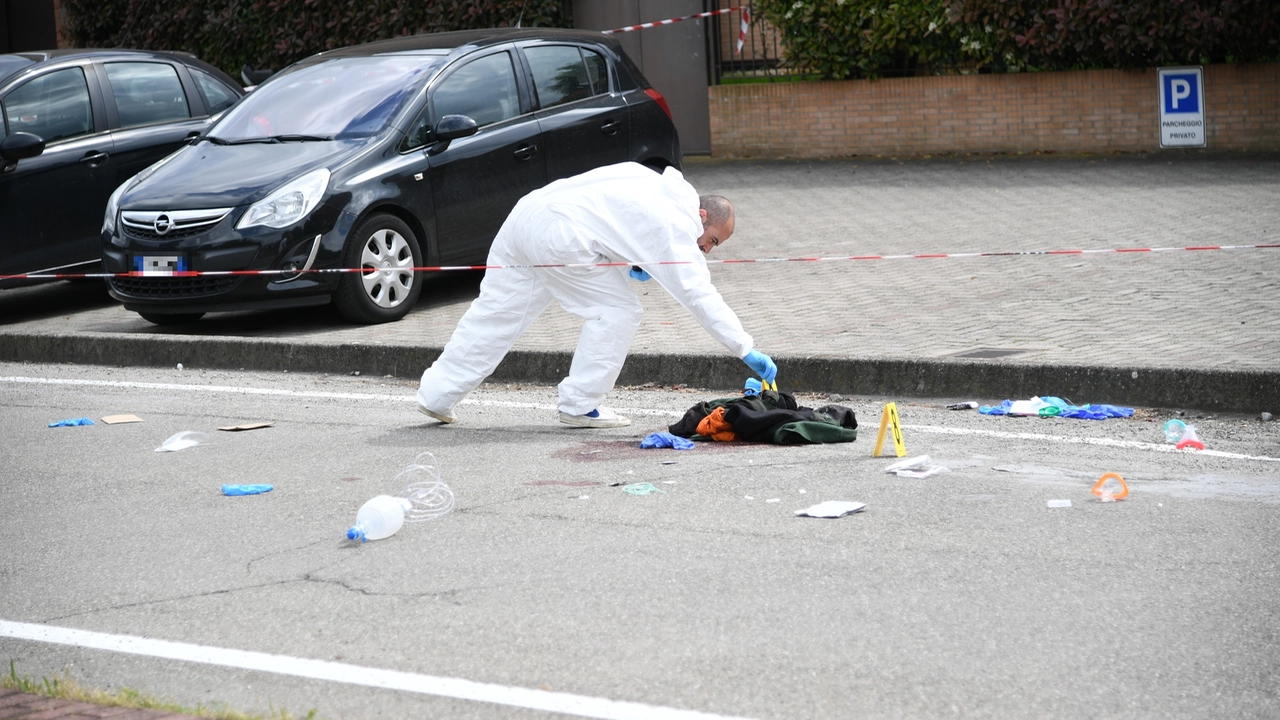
top-left (743, 378), bottom-right (762, 396)
top-left (629, 266), bottom-right (651, 282)
top-left (48, 417), bottom-right (94, 427)
top-left (639, 432), bottom-right (695, 450)
top-left (742, 349), bottom-right (777, 382)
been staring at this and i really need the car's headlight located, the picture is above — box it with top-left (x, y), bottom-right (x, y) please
top-left (103, 148), bottom-right (187, 237)
top-left (237, 168), bottom-right (330, 230)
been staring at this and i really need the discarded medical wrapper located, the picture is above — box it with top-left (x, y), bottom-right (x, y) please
top-left (622, 482), bottom-right (665, 496)
top-left (795, 501), bottom-right (867, 518)
top-left (884, 455), bottom-right (949, 478)
top-left (1047, 499), bottom-right (1072, 508)
top-left (979, 396), bottom-right (1133, 420)
top-left (48, 417), bottom-right (94, 427)
top-left (218, 422), bottom-right (273, 432)
top-left (347, 451), bottom-right (455, 542)
top-left (639, 432), bottom-right (695, 450)
top-left (1091, 472), bottom-right (1128, 502)
top-left (155, 431), bottom-right (209, 452)
top-left (669, 390), bottom-right (857, 444)
top-left (222, 484), bottom-right (273, 496)
top-left (101, 414), bottom-right (143, 425)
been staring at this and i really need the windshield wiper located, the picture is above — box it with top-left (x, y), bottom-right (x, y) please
top-left (201, 134), bottom-right (333, 146)
top-left (273, 134), bottom-right (333, 142)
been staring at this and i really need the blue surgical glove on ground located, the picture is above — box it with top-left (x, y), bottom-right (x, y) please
top-left (742, 349), bottom-right (777, 382)
top-left (629, 266), bottom-right (651, 282)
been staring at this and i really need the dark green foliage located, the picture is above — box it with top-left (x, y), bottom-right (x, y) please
top-left (949, 0), bottom-right (1280, 70)
top-left (60, 0), bottom-right (570, 80)
top-left (754, 0), bottom-right (1278, 79)
top-left (754, 0), bottom-right (983, 79)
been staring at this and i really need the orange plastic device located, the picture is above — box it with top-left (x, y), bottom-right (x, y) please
top-left (1091, 472), bottom-right (1129, 501)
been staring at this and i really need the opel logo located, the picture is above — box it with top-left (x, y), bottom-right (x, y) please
top-left (154, 214), bottom-right (173, 235)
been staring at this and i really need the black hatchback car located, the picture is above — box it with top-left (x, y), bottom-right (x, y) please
top-left (0, 49), bottom-right (243, 288)
top-left (103, 28), bottom-right (681, 325)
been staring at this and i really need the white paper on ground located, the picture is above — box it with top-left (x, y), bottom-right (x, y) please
top-left (155, 431), bottom-right (210, 452)
top-left (795, 500), bottom-right (868, 518)
top-left (884, 455), bottom-right (949, 478)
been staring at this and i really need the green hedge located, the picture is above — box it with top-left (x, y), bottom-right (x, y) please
top-left (754, 0), bottom-right (1279, 79)
top-left (61, 0), bottom-right (570, 80)
top-left (949, 0), bottom-right (1280, 71)
top-left (755, 0), bottom-right (983, 79)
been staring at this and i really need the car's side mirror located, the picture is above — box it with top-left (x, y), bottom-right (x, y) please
top-left (427, 114), bottom-right (478, 156)
top-left (1, 132), bottom-right (46, 170)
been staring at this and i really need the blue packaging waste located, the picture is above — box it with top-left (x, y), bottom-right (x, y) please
top-left (222, 484), bottom-right (273, 496)
top-left (347, 495), bottom-right (413, 542)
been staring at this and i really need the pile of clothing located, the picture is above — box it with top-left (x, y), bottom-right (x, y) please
top-left (669, 390), bottom-right (857, 444)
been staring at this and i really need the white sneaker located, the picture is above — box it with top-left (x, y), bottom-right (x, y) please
top-left (418, 404), bottom-right (456, 424)
top-left (558, 407), bottom-right (630, 428)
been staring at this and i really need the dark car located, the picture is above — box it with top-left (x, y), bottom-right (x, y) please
top-left (102, 28), bottom-right (682, 325)
top-left (0, 49), bottom-right (243, 288)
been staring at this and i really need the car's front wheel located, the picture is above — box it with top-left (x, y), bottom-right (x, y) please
top-left (334, 213), bottom-right (423, 324)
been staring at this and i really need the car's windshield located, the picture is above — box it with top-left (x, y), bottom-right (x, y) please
top-left (209, 55), bottom-right (442, 141)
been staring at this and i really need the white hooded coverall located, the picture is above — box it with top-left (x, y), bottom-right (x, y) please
top-left (417, 162), bottom-right (754, 417)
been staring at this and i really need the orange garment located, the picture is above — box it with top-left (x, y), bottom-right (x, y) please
top-left (696, 406), bottom-right (738, 442)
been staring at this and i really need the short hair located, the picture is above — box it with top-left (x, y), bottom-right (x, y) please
top-left (699, 195), bottom-right (733, 227)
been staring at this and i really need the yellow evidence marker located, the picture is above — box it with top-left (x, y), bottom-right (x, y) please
top-left (872, 402), bottom-right (907, 458)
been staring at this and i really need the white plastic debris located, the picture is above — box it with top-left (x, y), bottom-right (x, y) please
top-left (1047, 499), bottom-right (1072, 509)
top-left (884, 455), bottom-right (950, 478)
top-left (154, 431), bottom-right (209, 452)
top-left (795, 501), bottom-right (867, 519)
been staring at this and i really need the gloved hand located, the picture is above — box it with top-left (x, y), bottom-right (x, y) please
top-left (742, 349), bottom-right (777, 382)
top-left (629, 266), bottom-right (651, 282)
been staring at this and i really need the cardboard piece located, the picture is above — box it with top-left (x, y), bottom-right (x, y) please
top-left (102, 414), bottom-right (143, 424)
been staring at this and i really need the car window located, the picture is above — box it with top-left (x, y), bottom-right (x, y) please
top-left (432, 52), bottom-right (519, 127)
top-left (104, 62), bottom-right (191, 128)
top-left (583, 49), bottom-right (608, 94)
top-left (211, 55), bottom-right (439, 140)
top-left (192, 69), bottom-right (239, 114)
top-left (3, 66), bottom-right (93, 143)
top-left (525, 46), bottom-right (592, 109)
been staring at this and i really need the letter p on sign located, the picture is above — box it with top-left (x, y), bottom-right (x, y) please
top-left (1164, 75), bottom-right (1198, 113)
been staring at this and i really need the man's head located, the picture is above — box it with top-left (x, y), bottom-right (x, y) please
top-left (697, 195), bottom-right (734, 254)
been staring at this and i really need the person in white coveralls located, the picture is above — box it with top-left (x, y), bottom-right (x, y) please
top-left (415, 161), bottom-right (777, 428)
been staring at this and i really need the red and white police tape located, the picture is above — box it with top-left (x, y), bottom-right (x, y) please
top-left (4, 242), bottom-right (1278, 282)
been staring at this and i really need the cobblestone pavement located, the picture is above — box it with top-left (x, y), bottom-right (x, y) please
top-left (2, 151), bottom-right (1277, 390)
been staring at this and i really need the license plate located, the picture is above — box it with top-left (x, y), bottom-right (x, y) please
top-left (133, 255), bottom-right (188, 276)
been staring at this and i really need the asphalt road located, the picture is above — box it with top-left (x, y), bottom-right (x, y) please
top-left (2, 361), bottom-right (1278, 719)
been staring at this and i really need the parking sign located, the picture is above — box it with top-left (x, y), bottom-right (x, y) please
top-left (1158, 66), bottom-right (1206, 148)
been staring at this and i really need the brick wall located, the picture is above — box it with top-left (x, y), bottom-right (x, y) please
top-left (709, 63), bottom-right (1280, 157)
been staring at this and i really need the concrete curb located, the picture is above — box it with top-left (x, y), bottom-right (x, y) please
top-left (2, 332), bottom-right (1275, 413)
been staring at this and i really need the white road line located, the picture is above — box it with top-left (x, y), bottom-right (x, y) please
top-left (4, 375), bottom-right (1276, 461)
top-left (904, 424), bottom-right (1280, 463)
top-left (0, 376), bottom-right (680, 417)
top-left (0, 620), bottom-right (755, 720)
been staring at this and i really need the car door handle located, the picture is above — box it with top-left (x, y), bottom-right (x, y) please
top-left (600, 120), bottom-right (621, 135)
top-left (79, 151), bottom-right (109, 167)
top-left (513, 144), bottom-right (538, 162)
